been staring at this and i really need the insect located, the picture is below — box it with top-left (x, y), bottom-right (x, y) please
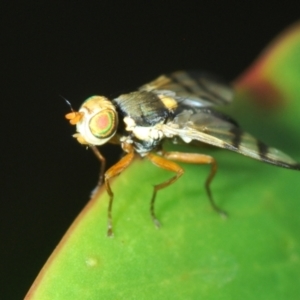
top-left (65, 70), bottom-right (300, 236)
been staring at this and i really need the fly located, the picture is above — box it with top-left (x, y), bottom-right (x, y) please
top-left (65, 70), bottom-right (300, 236)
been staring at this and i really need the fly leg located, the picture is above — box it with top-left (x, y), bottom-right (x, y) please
top-left (103, 148), bottom-right (135, 237)
top-left (163, 151), bottom-right (227, 217)
top-left (146, 153), bottom-right (184, 228)
top-left (90, 146), bottom-right (106, 194)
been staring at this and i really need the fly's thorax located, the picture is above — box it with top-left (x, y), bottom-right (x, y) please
top-left (113, 91), bottom-right (170, 126)
top-left (120, 115), bottom-right (165, 154)
top-left (73, 96), bottom-right (118, 146)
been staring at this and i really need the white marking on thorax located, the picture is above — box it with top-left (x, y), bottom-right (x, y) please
top-left (123, 116), bottom-right (164, 142)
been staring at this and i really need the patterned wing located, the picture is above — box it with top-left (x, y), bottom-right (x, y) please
top-left (162, 108), bottom-right (300, 170)
top-left (139, 70), bottom-right (234, 107)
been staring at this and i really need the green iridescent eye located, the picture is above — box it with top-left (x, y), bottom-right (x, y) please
top-left (89, 109), bottom-right (117, 138)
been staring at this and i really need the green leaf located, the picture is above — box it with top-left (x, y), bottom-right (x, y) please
top-left (26, 23), bottom-right (300, 300)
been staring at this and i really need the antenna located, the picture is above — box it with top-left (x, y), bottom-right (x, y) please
top-left (60, 95), bottom-right (74, 112)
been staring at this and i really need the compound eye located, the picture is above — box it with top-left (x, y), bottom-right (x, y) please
top-left (89, 109), bottom-right (117, 138)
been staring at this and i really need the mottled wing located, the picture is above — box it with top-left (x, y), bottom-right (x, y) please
top-left (139, 70), bottom-right (234, 107)
top-left (163, 108), bottom-right (300, 170)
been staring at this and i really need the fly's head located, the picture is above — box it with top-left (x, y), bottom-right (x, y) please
top-left (65, 96), bottom-right (118, 146)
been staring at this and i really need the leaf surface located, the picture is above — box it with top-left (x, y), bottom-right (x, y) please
top-left (26, 22), bottom-right (300, 300)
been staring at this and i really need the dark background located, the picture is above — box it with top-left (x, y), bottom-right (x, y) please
top-left (2, 2), bottom-right (299, 298)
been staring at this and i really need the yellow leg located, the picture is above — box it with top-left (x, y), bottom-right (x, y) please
top-left (164, 152), bottom-right (226, 217)
top-left (90, 146), bottom-right (106, 188)
top-left (104, 150), bottom-right (135, 236)
top-left (146, 153), bottom-right (184, 227)
top-left (147, 151), bottom-right (226, 228)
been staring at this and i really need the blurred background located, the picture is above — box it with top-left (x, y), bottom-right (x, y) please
top-left (2, 2), bottom-right (300, 298)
